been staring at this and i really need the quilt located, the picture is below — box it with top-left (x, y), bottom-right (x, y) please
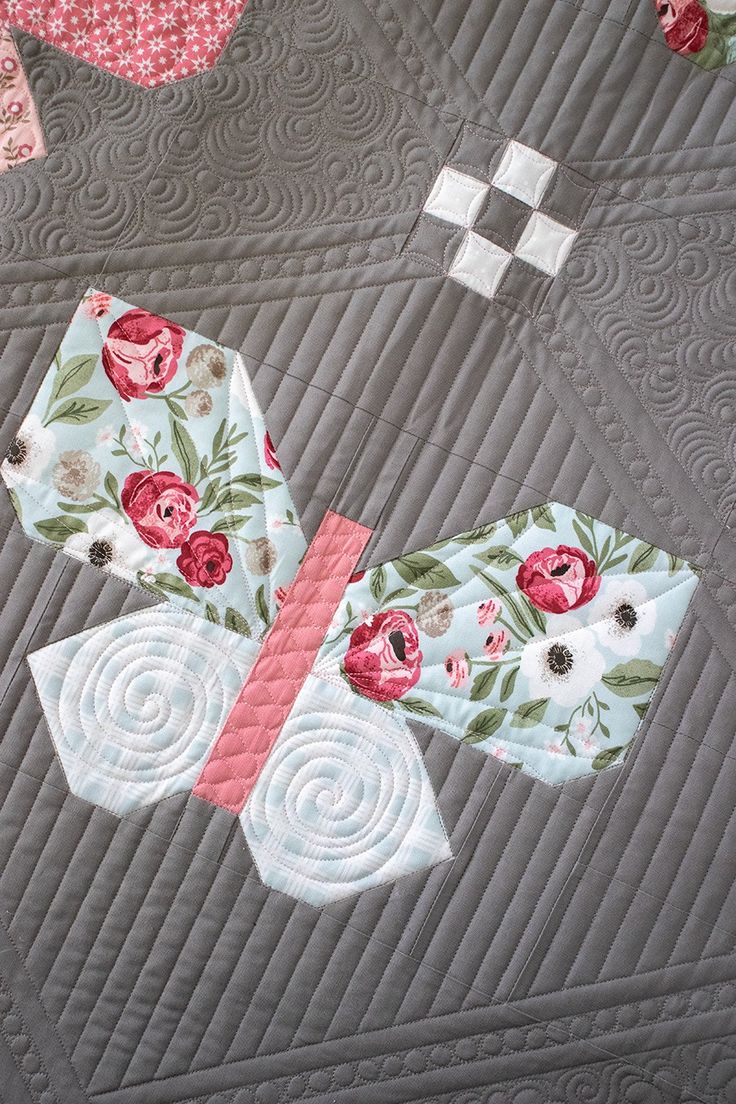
top-left (0, 1), bottom-right (734, 1102)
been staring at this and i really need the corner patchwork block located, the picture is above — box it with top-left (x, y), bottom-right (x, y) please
top-left (491, 140), bottom-right (557, 207)
top-left (514, 211), bottom-right (578, 276)
top-left (423, 166), bottom-right (489, 228)
top-left (447, 231), bottom-right (512, 299)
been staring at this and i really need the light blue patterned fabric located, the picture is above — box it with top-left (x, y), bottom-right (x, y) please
top-left (314, 502), bottom-right (699, 784)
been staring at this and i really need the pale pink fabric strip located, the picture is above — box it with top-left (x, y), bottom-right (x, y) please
top-left (0, 27), bottom-right (46, 173)
top-left (193, 510), bottom-right (372, 814)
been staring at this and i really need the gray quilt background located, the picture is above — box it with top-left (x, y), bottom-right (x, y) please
top-left (0, 1), bottom-right (735, 1101)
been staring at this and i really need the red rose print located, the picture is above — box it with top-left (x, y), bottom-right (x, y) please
top-left (344, 609), bottom-right (423, 702)
top-left (101, 308), bottom-right (185, 401)
top-left (516, 545), bottom-right (600, 614)
top-left (263, 431), bottom-right (281, 471)
top-left (655, 0), bottom-right (708, 54)
top-left (122, 469), bottom-right (199, 548)
top-left (176, 530), bottom-right (233, 587)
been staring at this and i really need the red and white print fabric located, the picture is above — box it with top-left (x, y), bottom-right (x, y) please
top-left (0, 0), bottom-right (248, 88)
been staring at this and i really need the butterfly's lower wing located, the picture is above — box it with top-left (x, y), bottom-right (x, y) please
top-left (314, 502), bottom-right (699, 784)
top-left (2, 289), bottom-right (307, 642)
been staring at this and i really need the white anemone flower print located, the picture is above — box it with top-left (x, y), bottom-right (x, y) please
top-left (519, 615), bottom-right (606, 707)
top-left (586, 579), bottom-right (656, 657)
top-left (64, 509), bottom-right (147, 580)
top-left (2, 414), bottom-right (55, 485)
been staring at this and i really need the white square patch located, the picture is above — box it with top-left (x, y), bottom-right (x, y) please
top-left (448, 231), bottom-right (512, 299)
top-left (492, 141), bottom-right (556, 207)
top-left (423, 167), bottom-right (489, 228)
top-left (514, 211), bottom-right (577, 276)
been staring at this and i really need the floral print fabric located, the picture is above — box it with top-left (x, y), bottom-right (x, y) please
top-left (0, 25), bottom-right (45, 172)
top-left (313, 503), bottom-right (699, 785)
top-left (654, 0), bottom-right (736, 69)
top-left (2, 289), bottom-right (307, 642)
top-left (0, 0), bottom-right (249, 88)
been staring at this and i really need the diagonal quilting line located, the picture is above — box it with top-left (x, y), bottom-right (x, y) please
top-left (192, 510), bottom-right (372, 813)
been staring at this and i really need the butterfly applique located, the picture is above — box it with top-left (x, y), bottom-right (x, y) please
top-left (2, 290), bottom-right (698, 905)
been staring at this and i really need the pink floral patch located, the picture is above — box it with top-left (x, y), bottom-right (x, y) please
top-left (0, 26), bottom-right (45, 173)
top-left (2, 0), bottom-right (249, 89)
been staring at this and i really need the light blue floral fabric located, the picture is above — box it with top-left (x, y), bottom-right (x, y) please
top-left (313, 503), bottom-right (699, 784)
top-left (1, 289), bottom-right (306, 640)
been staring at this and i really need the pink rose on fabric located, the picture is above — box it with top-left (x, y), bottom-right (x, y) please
top-left (101, 308), bottom-right (185, 401)
top-left (121, 469), bottom-right (199, 548)
top-left (477, 598), bottom-right (500, 627)
top-left (176, 530), bottom-right (233, 587)
top-left (274, 585), bottom-right (290, 608)
top-left (483, 629), bottom-right (508, 660)
top-left (82, 292), bottom-right (112, 319)
top-left (444, 649), bottom-right (469, 689)
top-left (344, 609), bottom-right (423, 702)
top-left (516, 545), bottom-right (600, 614)
top-left (655, 0), bottom-right (708, 55)
top-left (264, 431), bottom-right (281, 471)
top-left (17, 144), bottom-right (33, 158)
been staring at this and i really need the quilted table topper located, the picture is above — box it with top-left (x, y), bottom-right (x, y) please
top-left (0, 1), bottom-right (735, 1102)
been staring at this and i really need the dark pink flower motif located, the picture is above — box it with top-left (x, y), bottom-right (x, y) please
top-left (101, 308), bottom-right (185, 401)
top-left (6, 100), bottom-right (23, 115)
top-left (17, 144), bottom-right (33, 158)
top-left (516, 545), bottom-right (600, 614)
top-left (344, 609), bottom-right (423, 702)
top-left (122, 469), bottom-right (199, 548)
top-left (655, 0), bottom-right (709, 54)
top-left (176, 530), bottom-right (233, 587)
top-left (444, 649), bottom-right (469, 689)
top-left (349, 570), bottom-right (366, 584)
top-left (483, 629), bottom-right (508, 661)
top-left (275, 584), bottom-right (291, 608)
top-left (264, 431), bottom-right (281, 471)
top-left (477, 598), bottom-right (500, 627)
top-left (1, 57), bottom-right (18, 74)
top-left (82, 292), bottom-right (112, 319)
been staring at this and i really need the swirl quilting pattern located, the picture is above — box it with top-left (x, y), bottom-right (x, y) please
top-left (239, 674), bottom-right (451, 905)
top-left (563, 214), bottom-right (736, 521)
top-left (28, 606), bottom-right (259, 815)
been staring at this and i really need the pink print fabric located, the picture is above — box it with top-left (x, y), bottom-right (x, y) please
top-left (0, 24), bottom-right (45, 172)
top-left (193, 511), bottom-right (373, 815)
top-left (0, 0), bottom-right (249, 88)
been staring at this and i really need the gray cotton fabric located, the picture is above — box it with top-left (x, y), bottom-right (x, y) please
top-left (0, 1), bottom-right (735, 1101)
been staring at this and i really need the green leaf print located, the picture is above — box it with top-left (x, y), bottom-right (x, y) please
top-left (398, 696), bottom-right (443, 719)
top-left (35, 515), bottom-right (87, 542)
top-left (255, 584), bottom-right (270, 627)
top-left (225, 607), bottom-right (252, 637)
top-left (393, 552), bottom-right (460, 590)
top-left (45, 397), bottom-right (112, 426)
top-left (151, 572), bottom-right (199, 603)
top-left (629, 542), bottom-right (658, 573)
top-left (169, 415), bottom-right (199, 485)
top-left (530, 503), bottom-right (556, 531)
top-left (370, 565), bottom-right (387, 603)
top-left (469, 665), bottom-right (501, 701)
top-left (602, 659), bottom-right (661, 697)
top-left (510, 697), bottom-right (549, 728)
top-left (50, 355), bottom-right (97, 403)
top-left (592, 746), bottom-right (625, 771)
top-left (473, 546), bottom-right (522, 569)
top-left (463, 707), bottom-right (505, 744)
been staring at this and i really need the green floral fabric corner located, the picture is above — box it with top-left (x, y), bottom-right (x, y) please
top-left (2, 289), bottom-right (307, 641)
top-left (314, 503), bottom-right (699, 785)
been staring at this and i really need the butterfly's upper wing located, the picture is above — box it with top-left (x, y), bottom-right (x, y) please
top-left (2, 289), bottom-right (307, 641)
top-left (313, 502), bottom-right (699, 784)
